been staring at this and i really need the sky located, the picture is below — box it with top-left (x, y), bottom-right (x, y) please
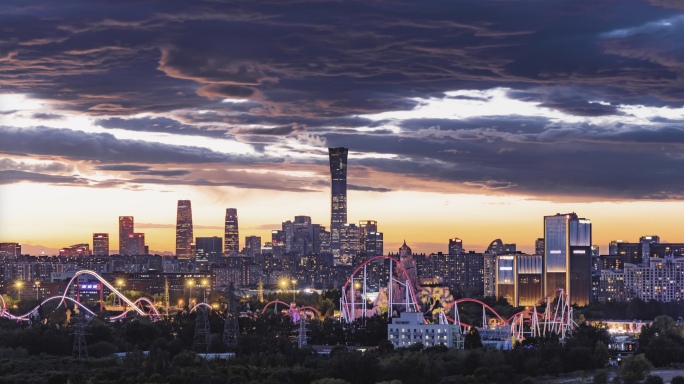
top-left (2, 0), bottom-right (684, 255)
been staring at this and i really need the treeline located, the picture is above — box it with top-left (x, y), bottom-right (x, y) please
top-left (577, 298), bottom-right (684, 321)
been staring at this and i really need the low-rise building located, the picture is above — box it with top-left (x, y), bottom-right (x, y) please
top-left (387, 311), bottom-right (463, 349)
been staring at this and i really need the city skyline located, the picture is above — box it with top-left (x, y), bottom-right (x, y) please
top-left (3, 1), bottom-right (684, 253)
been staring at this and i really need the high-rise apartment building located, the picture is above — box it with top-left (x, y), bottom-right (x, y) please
top-left (535, 238), bottom-right (545, 255)
top-left (448, 238), bottom-right (463, 254)
top-left (224, 208), bottom-right (239, 255)
top-left (609, 240), bottom-right (626, 255)
top-left (93, 233), bottom-right (109, 256)
top-left (329, 147), bottom-right (348, 265)
top-left (544, 212), bottom-right (592, 306)
top-left (244, 236), bottom-right (262, 257)
top-left (175, 200), bottom-right (194, 258)
top-left (0, 242), bottom-right (21, 258)
top-left (118, 216), bottom-right (134, 255)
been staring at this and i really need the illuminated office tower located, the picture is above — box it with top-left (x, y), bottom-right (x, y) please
top-left (449, 238), bottom-right (463, 254)
top-left (127, 233), bottom-right (145, 255)
top-left (329, 147), bottom-right (348, 265)
top-left (93, 233), bottom-right (109, 256)
top-left (224, 208), bottom-right (239, 255)
top-left (359, 220), bottom-right (377, 252)
top-left (339, 223), bottom-right (359, 265)
top-left (516, 254), bottom-right (543, 306)
top-left (118, 216), bottom-right (134, 255)
top-left (496, 255), bottom-right (516, 305)
top-left (176, 200), bottom-right (194, 258)
top-left (544, 212), bottom-right (592, 306)
top-left (293, 215), bottom-right (313, 255)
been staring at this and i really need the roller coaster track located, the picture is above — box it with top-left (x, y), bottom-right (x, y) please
top-left (1, 270), bottom-right (161, 322)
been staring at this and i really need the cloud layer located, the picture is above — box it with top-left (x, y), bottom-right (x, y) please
top-left (2, 0), bottom-right (684, 201)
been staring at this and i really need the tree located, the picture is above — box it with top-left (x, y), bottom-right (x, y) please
top-left (618, 354), bottom-right (652, 384)
top-left (593, 341), bottom-right (610, 368)
top-left (643, 375), bottom-right (664, 384)
top-left (464, 327), bottom-right (483, 349)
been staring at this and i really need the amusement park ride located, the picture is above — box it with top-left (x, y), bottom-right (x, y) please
top-left (340, 255), bottom-right (576, 344)
top-left (1, 258), bottom-right (576, 346)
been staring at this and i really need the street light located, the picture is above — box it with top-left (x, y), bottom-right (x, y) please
top-left (187, 280), bottom-right (195, 308)
top-left (201, 278), bottom-right (208, 303)
top-left (116, 278), bottom-right (125, 307)
top-left (34, 280), bottom-right (40, 300)
top-left (15, 281), bottom-right (23, 302)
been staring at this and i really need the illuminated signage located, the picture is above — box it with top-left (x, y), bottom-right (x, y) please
top-left (573, 250), bottom-right (586, 254)
top-left (79, 284), bottom-right (100, 290)
top-left (550, 250), bottom-right (561, 254)
top-left (499, 267), bottom-right (513, 271)
top-left (499, 256), bottom-right (514, 260)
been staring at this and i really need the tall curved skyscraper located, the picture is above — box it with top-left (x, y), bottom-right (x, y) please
top-left (329, 147), bottom-right (348, 265)
top-left (176, 200), bottom-right (194, 257)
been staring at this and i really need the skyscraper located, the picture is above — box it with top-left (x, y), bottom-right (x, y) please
top-left (176, 200), bottom-right (194, 258)
top-left (544, 212), bottom-right (592, 306)
top-left (359, 220), bottom-right (377, 254)
top-left (127, 233), bottom-right (145, 255)
top-left (93, 233), bottom-right (109, 256)
top-left (244, 236), bottom-right (262, 257)
top-left (448, 238), bottom-right (463, 254)
top-left (329, 147), bottom-right (348, 265)
top-left (118, 216), bottom-right (134, 255)
top-left (224, 208), bottom-right (239, 255)
top-left (196, 236), bottom-right (223, 263)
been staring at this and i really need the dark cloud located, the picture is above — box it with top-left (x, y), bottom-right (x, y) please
top-left (348, 184), bottom-right (392, 192)
top-left (94, 164), bottom-right (149, 171)
top-left (3, 0), bottom-right (684, 202)
top-left (0, 158), bottom-right (73, 173)
top-left (130, 169), bottom-right (191, 177)
top-left (324, 129), bottom-right (684, 200)
top-left (31, 112), bottom-right (64, 119)
top-left (95, 117), bottom-right (230, 138)
top-left (0, 126), bottom-right (270, 164)
top-left (0, 170), bottom-right (87, 185)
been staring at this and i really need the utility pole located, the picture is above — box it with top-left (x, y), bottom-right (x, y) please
top-left (193, 306), bottom-right (211, 353)
top-left (223, 282), bottom-right (239, 351)
top-left (72, 314), bottom-right (89, 359)
top-left (297, 310), bottom-right (307, 348)
top-left (164, 277), bottom-right (170, 316)
top-left (257, 278), bottom-right (264, 303)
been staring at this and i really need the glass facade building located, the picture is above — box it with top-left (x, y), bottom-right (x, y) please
top-left (175, 200), bottom-right (194, 257)
top-left (118, 216), bottom-right (134, 255)
top-left (224, 208), bottom-right (239, 255)
top-left (329, 147), bottom-right (348, 265)
top-left (544, 213), bottom-right (592, 306)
